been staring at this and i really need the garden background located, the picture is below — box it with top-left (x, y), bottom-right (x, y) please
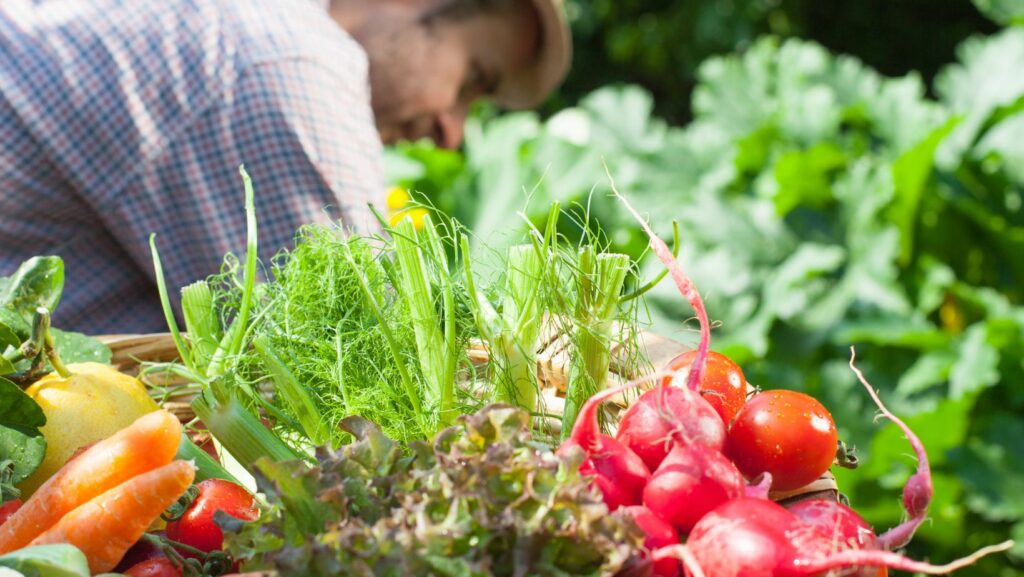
top-left (386, 1), bottom-right (1024, 575)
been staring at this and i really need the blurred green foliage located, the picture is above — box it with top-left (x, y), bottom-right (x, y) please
top-left (555, 0), bottom-right (999, 123)
top-left (386, 6), bottom-right (1024, 576)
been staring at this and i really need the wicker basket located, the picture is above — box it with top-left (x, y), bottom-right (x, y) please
top-left (96, 331), bottom-right (838, 504)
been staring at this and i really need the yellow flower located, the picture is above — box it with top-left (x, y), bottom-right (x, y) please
top-left (386, 186), bottom-right (429, 229)
top-left (386, 186), bottom-right (411, 211)
top-left (389, 207), bottom-right (430, 230)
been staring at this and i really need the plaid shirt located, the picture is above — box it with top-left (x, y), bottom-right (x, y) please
top-left (0, 0), bottom-right (385, 334)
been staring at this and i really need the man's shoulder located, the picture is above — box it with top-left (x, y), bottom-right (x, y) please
top-left (226, 0), bottom-right (368, 81)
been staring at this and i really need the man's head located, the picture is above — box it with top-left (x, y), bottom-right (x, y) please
top-left (331, 0), bottom-right (569, 149)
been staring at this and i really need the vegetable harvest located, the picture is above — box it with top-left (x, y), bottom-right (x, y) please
top-left (0, 169), bottom-right (1016, 576)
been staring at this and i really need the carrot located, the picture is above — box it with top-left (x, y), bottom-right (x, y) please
top-left (29, 460), bottom-right (196, 574)
top-left (0, 410), bottom-right (182, 553)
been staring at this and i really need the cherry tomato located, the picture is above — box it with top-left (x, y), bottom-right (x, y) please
top-left (123, 557), bottom-right (182, 577)
top-left (726, 390), bottom-right (837, 492)
top-left (664, 350), bottom-right (748, 426)
top-left (165, 479), bottom-right (259, 555)
top-left (0, 499), bottom-right (22, 526)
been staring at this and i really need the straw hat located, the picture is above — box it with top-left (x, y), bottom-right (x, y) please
top-left (492, 0), bottom-right (572, 109)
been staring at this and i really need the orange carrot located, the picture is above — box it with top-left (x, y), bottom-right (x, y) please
top-left (29, 459), bottom-right (196, 574)
top-left (0, 410), bottom-right (182, 553)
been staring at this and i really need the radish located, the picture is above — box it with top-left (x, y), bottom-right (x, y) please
top-left (610, 174), bottom-right (725, 472)
top-left (610, 178), bottom-right (711, 394)
top-left (642, 443), bottom-right (743, 534)
top-left (848, 348), bottom-right (930, 551)
top-left (616, 385), bottom-right (726, 471)
top-left (622, 506), bottom-right (681, 577)
top-left (684, 497), bottom-right (802, 577)
top-left (788, 499), bottom-right (881, 577)
top-left (681, 497), bottom-right (1011, 577)
top-left (558, 380), bottom-right (651, 511)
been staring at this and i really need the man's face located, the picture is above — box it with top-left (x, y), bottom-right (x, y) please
top-left (351, 1), bottom-right (540, 149)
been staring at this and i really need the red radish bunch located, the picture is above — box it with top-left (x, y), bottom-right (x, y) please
top-left (557, 384), bottom-right (652, 512)
top-left (561, 185), bottom-right (1014, 576)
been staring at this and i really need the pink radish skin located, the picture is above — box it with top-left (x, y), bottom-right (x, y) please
top-left (616, 385), bottom-right (726, 472)
top-left (848, 348), bottom-right (931, 550)
top-left (643, 443), bottom-right (743, 534)
top-left (685, 497), bottom-right (801, 577)
top-left (559, 435), bottom-right (650, 510)
top-left (788, 499), bottom-right (880, 577)
top-left (683, 497), bottom-right (1013, 577)
top-left (558, 381), bottom-right (652, 511)
top-left (622, 506), bottom-right (681, 577)
top-left (744, 472), bottom-right (774, 500)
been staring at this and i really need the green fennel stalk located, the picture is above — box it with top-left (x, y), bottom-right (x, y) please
top-left (561, 247), bottom-right (631, 438)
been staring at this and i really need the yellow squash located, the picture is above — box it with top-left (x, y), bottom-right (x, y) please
top-left (18, 362), bottom-right (160, 496)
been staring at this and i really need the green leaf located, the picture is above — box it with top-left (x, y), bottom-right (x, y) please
top-left (0, 323), bottom-right (19, 351)
top-left (734, 124), bottom-right (779, 174)
top-left (972, 0), bottom-right (1024, 26)
top-left (49, 330), bottom-right (111, 365)
top-left (251, 457), bottom-right (326, 536)
top-left (0, 427), bottom-right (46, 498)
top-left (896, 349), bottom-right (957, 397)
top-left (0, 377), bottom-right (45, 429)
top-left (772, 143), bottom-right (847, 215)
top-left (762, 242), bottom-right (846, 322)
top-left (889, 118), bottom-right (959, 263)
top-left (949, 323), bottom-right (1001, 398)
top-left (0, 357), bottom-right (14, 376)
top-left (935, 28), bottom-right (1024, 167)
top-left (973, 110), bottom-right (1024, 186)
top-left (949, 413), bottom-right (1024, 522)
top-left (0, 257), bottom-right (64, 323)
top-left (831, 317), bottom-right (951, 349)
top-left (0, 544), bottom-right (90, 577)
top-left (0, 377), bottom-right (46, 498)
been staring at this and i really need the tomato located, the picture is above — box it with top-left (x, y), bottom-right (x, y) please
top-left (0, 499), bottom-right (22, 526)
top-left (725, 390), bottom-right (837, 492)
top-left (165, 479), bottom-right (259, 555)
top-left (123, 557), bottom-right (182, 577)
top-left (663, 350), bottom-right (748, 426)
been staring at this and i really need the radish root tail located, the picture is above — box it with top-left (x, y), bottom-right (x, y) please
top-left (793, 540), bottom-right (1014, 575)
top-left (606, 164), bottom-right (710, 394)
top-left (653, 544), bottom-right (706, 577)
top-left (849, 347), bottom-right (933, 551)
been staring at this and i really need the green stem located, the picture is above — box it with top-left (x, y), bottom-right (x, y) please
top-left (495, 245), bottom-right (545, 413)
top-left (620, 220), bottom-right (679, 302)
top-left (253, 336), bottom-right (329, 445)
top-left (31, 307), bottom-right (71, 378)
top-left (175, 434), bottom-right (243, 484)
top-left (191, 392), bottom-right (303, 467)
top-left (562, 250), bottom-right (630, 439)
top-left (225, 166), bottom-right (259, 359)
top-left (150, 235), bottom-right (194, 372)
top-left (391, 217), bottom-right (446, 407)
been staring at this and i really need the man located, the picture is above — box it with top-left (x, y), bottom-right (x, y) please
top-left (0, 0), bottom-right (570, 334)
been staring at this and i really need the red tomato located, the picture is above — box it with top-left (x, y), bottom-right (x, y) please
top-left (123, 557), bottom-right (182, 577)
top-left (165, 479), bottom-right (259, 555)
top-left (725, 390), bottom-right (837, 492)
top-left (663, 350), bottom-right (748, 426)
top-left (0, 499), bottom-right (22, 526)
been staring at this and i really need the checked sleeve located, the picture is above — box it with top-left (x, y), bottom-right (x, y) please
top-left (89, 57), bottom-right (386, 332)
